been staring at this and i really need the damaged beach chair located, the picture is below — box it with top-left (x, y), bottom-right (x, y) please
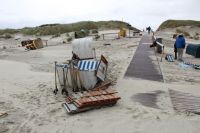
top-left (54, 37), bottom-right (108, 95)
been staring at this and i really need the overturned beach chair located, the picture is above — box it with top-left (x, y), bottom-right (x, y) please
top-left (21, 38), bottom-right (44, 50)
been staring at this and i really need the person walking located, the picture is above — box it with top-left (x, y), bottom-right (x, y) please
top-left (146, 26), bottom-right (151, 34)
top-left (173, 34), bottom-right (178, 59)
top-left (175, 34), bottom-right (186, 61)
top-left (174, 43), bottom-right (177, 59)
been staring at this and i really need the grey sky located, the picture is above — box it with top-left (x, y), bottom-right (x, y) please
top-left (0, 0), bottom-right (199, 30)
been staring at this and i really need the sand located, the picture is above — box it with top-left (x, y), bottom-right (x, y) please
top-left (0, 30), bottom-right (200, 133)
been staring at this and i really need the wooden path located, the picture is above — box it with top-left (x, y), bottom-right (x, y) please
top-left (124, 35), bottom-right (163, 82)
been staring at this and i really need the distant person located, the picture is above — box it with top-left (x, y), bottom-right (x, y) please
top-left (173, 34), bottom-right (178, 59)
top-left (174, 42), bottom-right (177, 60)
top-left (72, 51), bottom-right (80, 60)
top-left (173, 34), bottom-right (177, 39)
top-left (175, 34), bottom-right (186, 61)
top-left (74, 32), bottom-right (78, 39)
top-left (146, 26), bottom-right (151, 34)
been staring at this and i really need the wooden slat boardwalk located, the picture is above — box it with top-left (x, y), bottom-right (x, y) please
top-left (124, 35), bottom-right (163, 82)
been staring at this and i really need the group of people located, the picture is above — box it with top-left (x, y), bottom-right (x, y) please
top-left (174, 33), bottom-right (186, 61)
top-left (147, 25), bottom-right (186, 62)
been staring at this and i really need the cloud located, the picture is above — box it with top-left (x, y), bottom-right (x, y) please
top-left (0, 0), bottom-right (200, 29)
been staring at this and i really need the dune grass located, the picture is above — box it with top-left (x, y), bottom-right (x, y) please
top-left (0, 33), bottom-right (13, 39)
top-left (176, 29), bottom-right (190, 37)
top-left (158, 20), bottom-right (200, 30)
top-left (0, 21), bottom-right (139, 36)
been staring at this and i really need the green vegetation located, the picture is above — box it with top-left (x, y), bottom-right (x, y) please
top-left (0, 33), bottom-right (13, 39)
top-left (176, 29), bottom-right (182, 33)
top-left (175, 29), bottom-right (190, 37)
top-left (67, 37), bottom-right (73, 42)
top-left (0, 28), bottom-right (19, 35)
top-left (194, 33), bottom-right (200, 40)
top-left (51, 33), bottom-right (61, 38)
top-left (194, 35), bottom-right (199, 40)
top-left (65, 33), bottom-right (70, 37)
top-left (175, 29), bottom-right (200, 40)
top-left (183, 31), bottom-right (190, 37)
top-left (75, 29), bottom-right (90, 38)
top-left (0, 21), bottom-right (139, 36)
top-left (158, 20), bottom-right (200, 30)
top-left (91, 29), bottom-right (98, 34)
top-left (94, 35), bottom-right (100, 41)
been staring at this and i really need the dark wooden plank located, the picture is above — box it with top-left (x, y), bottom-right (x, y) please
top-left (169, 89), bottom-right (200, 114)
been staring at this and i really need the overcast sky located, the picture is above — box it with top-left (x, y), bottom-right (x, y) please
top-left (0, 0), bottom-right (199, 30)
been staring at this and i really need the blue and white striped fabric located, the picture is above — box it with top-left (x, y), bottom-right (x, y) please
top-left (56, 64), bottom-right (69, 68)
top-left (165, 54), bottom-right (174, 62)
top-left (77, 60), bottom-right (99, 71)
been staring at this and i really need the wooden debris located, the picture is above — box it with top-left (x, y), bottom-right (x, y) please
top-left (127, 45), bottom-right (138, 48)
top-left (63, 89), bottom-right (120, 114)
top-left (93, 80), bottom-right (113, 90)
top-left (0, 112), bottom-right (8, 117)
top-left (169, 89), bottom-right (200, 114)
top-left (103, 44), bottom-right (111, 46)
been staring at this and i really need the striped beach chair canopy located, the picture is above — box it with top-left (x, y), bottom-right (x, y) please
top-left (165, 54), bottom-right (174, 62)
top-left (76, 59), bottom-right (99, 71)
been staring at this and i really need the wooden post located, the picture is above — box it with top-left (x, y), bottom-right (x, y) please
top-left (45, 40), bottom-right (48, 47)
top-left (103, 34), bottom-right (104, 40)
top-left (53, 61), bottom-right (58, 94)
top-left (62, 67), bottom-right (68, 95)
top-left (160, 46), bottom-right (165, 62)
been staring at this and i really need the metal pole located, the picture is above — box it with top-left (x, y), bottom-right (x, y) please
top-left (53, 61), bottom-right (58, 95)
top-left (93, 48), bottom-right (96, 59)
top-left (161, 46), bottom-right (165, 62)
top-left (62, 67), bottom-right (68, 95)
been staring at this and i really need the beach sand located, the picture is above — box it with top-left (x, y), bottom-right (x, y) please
top-left (0, 30), bottom-right (200, 133)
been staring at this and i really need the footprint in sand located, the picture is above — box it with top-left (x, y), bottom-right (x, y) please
top-left (0, 125), bottom-right (9, 133)
top-left (37, 83), bottom-right (47, 88)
